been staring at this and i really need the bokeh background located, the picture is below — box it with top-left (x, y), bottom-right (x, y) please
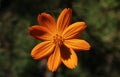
top-left (0, 0), bottom-right (120, 77)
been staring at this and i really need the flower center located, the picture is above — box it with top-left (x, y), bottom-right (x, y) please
top-left (53, 34), bottom-right (63, 46)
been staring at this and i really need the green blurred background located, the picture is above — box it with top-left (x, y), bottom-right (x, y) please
top-left (0, 0), bottom-right (120, 77)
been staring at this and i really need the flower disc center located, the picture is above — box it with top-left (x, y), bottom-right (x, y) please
top-left (53, 34), bottom-right (63, 46)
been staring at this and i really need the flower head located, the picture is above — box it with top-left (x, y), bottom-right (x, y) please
top-left (29, 8), bottom-right (91, 72)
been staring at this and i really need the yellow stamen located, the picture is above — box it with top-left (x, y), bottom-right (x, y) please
top-left (53, 34), bottom-right (63, 46)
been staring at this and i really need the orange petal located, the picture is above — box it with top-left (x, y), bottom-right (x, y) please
top-left (62, 22), bottom-right (86, 39)
top-left (57, 8), bottom-right (72, 34)
top-left (61, 45), bottom-right (78, 69)
top-left (31, 41), bottom-right (55, 60)
top-left (38, 13), bottom-right (56, 33)
top-left (29, 25), bottom-right (53, 41)
top-left (47, 45), bottom-right (61, 72)
top-left (64, 39), bottom-right (91, 50)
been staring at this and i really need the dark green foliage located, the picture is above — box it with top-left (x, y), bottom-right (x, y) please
top-left (0, 0), bottom-right (120, 77)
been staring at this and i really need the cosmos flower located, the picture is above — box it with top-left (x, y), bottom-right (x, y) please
top-left (29, 8), bottom-right (90, 72)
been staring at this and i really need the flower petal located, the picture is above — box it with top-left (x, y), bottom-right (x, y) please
top-left (57, 8), bottom-right (72, 34)
top-left (29, 25), bottom-right (53, 41)
top-left (38, 13), bottom-right (56, 33)
top-left (47, 45), bottom-right (61, 72)
top-left (64, 39), bottom-right (90, 50)
top-left (62, 22), bottom-right (86, 39)
top-left (61, 45), bottom-right (78, 69)
top-left (31, 41), bottom-right (55, 60)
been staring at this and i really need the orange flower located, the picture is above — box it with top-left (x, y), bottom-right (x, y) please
top-left (29, 8), bottom-right (90, 72)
